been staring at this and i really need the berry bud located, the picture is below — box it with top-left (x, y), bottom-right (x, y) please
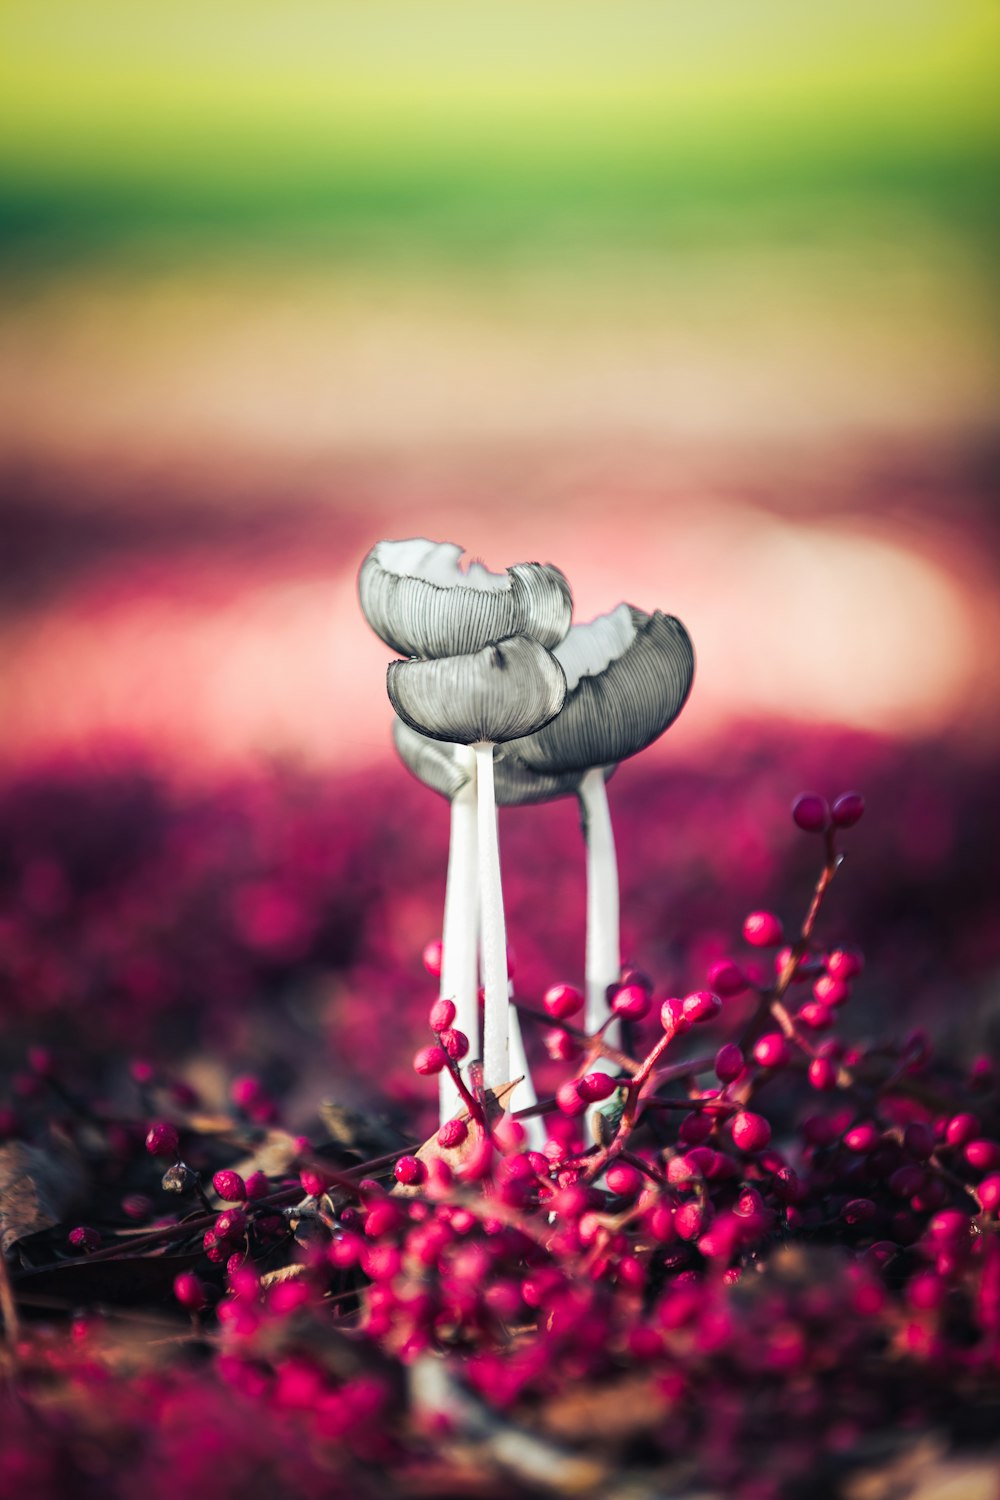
top-left (212, 1170), bottom-right (247, 1202)
top-left (707, 959), bottom-right (747, 997)
top-left (808, 1056), bottom-right (838, 1091)
top-left (413, 1045), bottom-right (447, 1076)
top-left (831, 792), bottom-right (865, 828)
top-left (394, 1155), bottom-right (426, 1186)
top-left (577, 1071), bottom-right (617, 1103)
top-left (145, 1121), bottom-right (180, 1158)
top-left (731, 1112), bottom-right (772, 1152)
top-left (438, 1028), bottom-right (469, 1061)
top-left (542, 983), bottom-right (584, 1021)
top-left (660, 997), bottom-right (691, 1034)
top-left (244, 1170), bottom-right (270, 1200)
top-left (174, 1272), bottom-right (208, 1311)
top-left (753, 1033), bottom-right (790, 1069)
top-left (714, 1043), bottom-right (744, 1084)
top-left (605, 1162), bottom-right (642, 1197)
top-left (792, 792), bottom-right (830, 832)
top-left (437, 1118), bottom-right (468, 1149)
top-left (422, 940), bottom-right (444, 977)
top-left (682, 990), bottom-right (722, 1025)
top-left (428, 997), bottom-right (456, 1031)
top-left (610, 984), bottom-right (651, 1020)
top-left (555, 1081), bottom-right (586, 1117)
top-left (743, 911), bottom-right (784, 948)
top-left (68, 1225), bottom-right (101, 1252)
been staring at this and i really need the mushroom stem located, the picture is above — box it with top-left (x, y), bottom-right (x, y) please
top-left (579, 767), bottom-right (621, 1063)
top-left (490, 807), bottom-right (545, 1149)
top-left (474, 741), bottom-right (510, 1092)
top-left (438, 747), bottom-right (480, 1123)
top-left (507, 995), bottom-right (545, 1150)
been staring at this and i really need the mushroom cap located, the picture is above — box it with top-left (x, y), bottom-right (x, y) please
top-left (359, 538), bottom-right (572, 659)
top-left (387, 635), bottom-right (567, 746)
top-left (508, 604), bottom-right (694, 773)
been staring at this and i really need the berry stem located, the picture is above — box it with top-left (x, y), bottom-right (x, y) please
top-left (439, 747), bottom-right (480, 1123)
top-left (474, 741), bottom-right (509, 1092)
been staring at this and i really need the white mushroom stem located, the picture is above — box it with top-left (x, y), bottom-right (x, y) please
top-left (438, 747), bottom-right (480, 1123)
top-left (490, 806), bottom-right (545, 1151)
top-left (474, 741), bottom-right (510, 1092)
top-left (579, 766), bottom-right (621, 1070)
top-left (507, 996), bottom-right (545, 1151)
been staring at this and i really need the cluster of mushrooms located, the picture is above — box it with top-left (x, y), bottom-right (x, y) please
top-left (357, 539), bottom-right (694, 1139)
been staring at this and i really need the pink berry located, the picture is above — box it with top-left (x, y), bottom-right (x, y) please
top-left (610, 983), bottom-right (651, 1021)
top-left (743, 911), bottom-right (784, 948)
top-left (545, 1029), bottom-right (581, 1062)
top-left (555, 1081), bottom-right (587, 1117)
top-left (428, 997), bottom-right (456, 1031)
top-left (844, 1122), bottom-right (880, 1153)
top-left (776, 947), bottom-right (813, 982)
top-left (542, 983), bottom-right (584, 1021)
top-left (577, 1071), bottom-right (617, 1103)
top-left (888, 1165), bottom-right (925, 1198)
top-left (707, 959), bottom-right (747, 997)
top-left (907, 1272), bottom-right (945, 1312)
top-left (808, 1057), bottom-right (838, 1091)
top-left (230, 1075), bottom-right (263, 1111)
top-left (682, 990), bottom-right (722, 1025)
top-left (393, 1155), bottom-right (426, 1187)
top-left (213, 1170), bottom-right (247, 1202)
top-left (965, 1139), bottom-right (1000, 1172)
top-left (300, 1166), bottom-right (329, 1197)
top-left (831, 791), bottom-right (865, 828)
top-left (244, 1170), bottom-right (270, 1200)
top-left (605, 1162), bottom-right (642, 1197)
top-left (674, 1201), bottom-right (708, 1241)
top-left (978, 1175), bottom-right (1000, 1213)
top-left (792, 792), bottom-right (830, 832)
top-left (174, 1272), bottom-right (208, 1311)
top-left (731, 1111), bottom-right (771, 1152)
top-left (678, 1111), bottom-right (714, 1145)
top-left (413, 1045), bottom-right (447, 1076)
top-left (945, 1113), bottom-right (981, 1148)
top-left (145, 1121), bottom-right (180, 1158)
top-left (827, 949), bottom-right (864, 980)
top-left (813, 974), bottom-right (850, 1006)
top-left (438, 1028), bottom-right (469, 1061)
top-left (215, 1208), bottom-right (248, 1241)
top-left (422, 939), bottom-right (443, 977)
top-left (714, 1043), bottom-right (744, 1084)
top-left (121, 1193), bottom-right (153, 1221)
top-left (437, 1118), bottom-right (468, 1149)
top-left (68, 1225), bottom-right (101, 1252)
top-left (753, 1033), bottom-right (790, 1069)
top-left (660, 997), bottom-right (691, 1034)
top-left (798, 1002), bottom-right (834, 1031)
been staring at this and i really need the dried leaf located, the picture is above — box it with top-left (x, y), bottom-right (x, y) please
top-left (0, 1140), bottom-right (87, 1258)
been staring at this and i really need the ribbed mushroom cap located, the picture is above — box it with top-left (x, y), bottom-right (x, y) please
top-left (359, 539), bottom-right (572, 659)
top-left (387, 635), bottom-right (567, 746)
top-left (508, 604), bottom-right (694, 774)
top-left (392, 720), bottom-right (471, 801)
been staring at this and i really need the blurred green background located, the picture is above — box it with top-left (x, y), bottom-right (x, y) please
top-left (1, 0), bottom-right (998, 771)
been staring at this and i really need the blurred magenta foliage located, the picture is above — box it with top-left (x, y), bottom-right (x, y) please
top-left (2, 729), bottom-right (997, 1130)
